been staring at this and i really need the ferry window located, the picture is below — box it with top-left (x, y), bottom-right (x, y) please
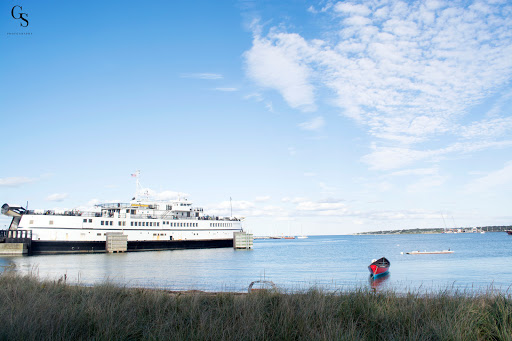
top-left (118, 221), bottom-right (121, 226)
top-left (126, 209), bottom-right (130, 213)
top-left (110, 221), bottom-right (113, 226)
top-left (89, 219), bottom-right (92, 223)
top-left (131, 222), bottom-right (133, 226)
top-left (123, 222), bottom-right (126, 226)
top-left (131, 210), bottom-right (136, 214)
top-left (49, 220), bottom-right (54, 225)
top-left (101, 221), bottom-right (104, 225)
top-left (97, 233), bottom-right (101, 236)
top-left (83, 219), bottom-right (87, 223)
top-left (157, 222), bottom-right (159, 226)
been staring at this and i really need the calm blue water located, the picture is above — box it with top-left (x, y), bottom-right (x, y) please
top-left (1, 233), bottom-right (511, 293)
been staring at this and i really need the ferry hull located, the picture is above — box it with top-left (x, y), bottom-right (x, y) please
top-left (29, 239), bottom-right (233, 254)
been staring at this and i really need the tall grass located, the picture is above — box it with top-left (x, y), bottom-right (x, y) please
top-left (0, 272), bottom-right (511, 340)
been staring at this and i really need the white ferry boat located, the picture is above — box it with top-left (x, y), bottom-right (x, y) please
top-left (1, 175), bottom-right (244, 254)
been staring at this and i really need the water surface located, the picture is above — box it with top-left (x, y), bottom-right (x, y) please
top-left (1, 233), bottom-right (511, 293)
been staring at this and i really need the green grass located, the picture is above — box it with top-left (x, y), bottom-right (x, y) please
top-left (0, 272), bottom-right (511, 340)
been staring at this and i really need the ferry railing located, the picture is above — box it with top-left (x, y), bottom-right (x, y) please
top-left (25, 210), bottom-right (101, 217)
top-left (5, 230), bottom-right (32, 246)
top-left (95, 203), bottom-right (132, 209)
top-left (21, 210), bottom-right (240, 221)
top-left (0, 230), bottom-right (7, 242)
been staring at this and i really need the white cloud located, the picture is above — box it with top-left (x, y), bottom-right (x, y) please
top-left (245, 0), bottom-right (512, 161)
top-left (362, 140), bottom-right (512, 171)
top-left (298, 116), bottom-right (325, 131)
top-left (180, 73), bottom-right (223, 79)
top-left (0, 177), bottom-right (36, 187)
top-left (214, 87), bottom-right (238, 92)
top-left (459, 117), bottom-right (512, 140)
top-left (465, 161), bottom-right (512, 193)
top-left (391, 167), bottom-right (439, 176)
top-left (333, 2), bottom-right (371, 16)
top-left (295, 200), bottom-right (348, 216)
top-left (143, 189), bottom-right (188, 201)
top-left (255, 196), bottom-right (271, 202)
top-left (244, 31), bottom-right (316, 110)
top-left (407, 174), bottom-right (448, 192)
top-left (46, 193), bottom-right (68, 202)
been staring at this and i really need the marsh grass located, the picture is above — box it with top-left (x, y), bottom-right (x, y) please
top-left (0, 272), bottom-right (511, 340)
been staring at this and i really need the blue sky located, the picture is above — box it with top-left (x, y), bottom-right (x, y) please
top-left (2, 0), bottom-right (512, 235)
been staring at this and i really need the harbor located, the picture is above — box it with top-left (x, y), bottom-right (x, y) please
top-left (2, 233), bottom-right (511, 294)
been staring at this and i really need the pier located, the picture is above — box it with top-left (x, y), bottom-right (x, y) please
top-left (233, 232), bottom-right (253, 249)
top-left (0, 230), bottom-right (32, 255)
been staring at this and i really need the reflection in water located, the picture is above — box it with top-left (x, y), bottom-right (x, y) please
top-left (369, 273), bottom-right (390, 291)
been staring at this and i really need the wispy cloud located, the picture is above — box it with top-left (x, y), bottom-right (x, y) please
top-left (180, 73), bottom-right (223, 80)
top-left (245, 0), bottom-right (512, 169)
top-left (144, 189), bottom-right (189, 201)
top-left (46, 193), bottom-right (68, 202)
top-left (298, 116), bottom-right (325, 131)
top-left (390, 167), bottom-right (439, 176)
top-left (255, 196), bottom-right (271, 202)
top-left (213, 87), bottom-right (238, 92)
top-left (244, 30), bottom-right (316, 111)
top-left (465, 161), bottom-right (512, 193)
top-left (362, 140), bottom-right (512, 171)
top-left (0, 177), bottom-right (37, 187)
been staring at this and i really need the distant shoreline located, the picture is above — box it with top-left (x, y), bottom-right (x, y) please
top-left (355, 225), bottom-right (512, 235)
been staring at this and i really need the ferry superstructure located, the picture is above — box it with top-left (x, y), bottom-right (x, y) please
top-left (1, 178), bottom-right (244, 254)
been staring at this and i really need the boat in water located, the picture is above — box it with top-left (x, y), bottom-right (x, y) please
top-left (368, 257), bottom-right (390, 277)
top-left (506, 230), bottom-right (512, 235)
top-left (1, 174), bottom-right (244, 254)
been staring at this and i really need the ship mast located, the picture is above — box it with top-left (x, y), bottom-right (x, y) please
top-left (132, 170), bottom-right (141, 199)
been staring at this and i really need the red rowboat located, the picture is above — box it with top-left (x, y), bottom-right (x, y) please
top-left (368, 257), bottom-right (390, 277)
